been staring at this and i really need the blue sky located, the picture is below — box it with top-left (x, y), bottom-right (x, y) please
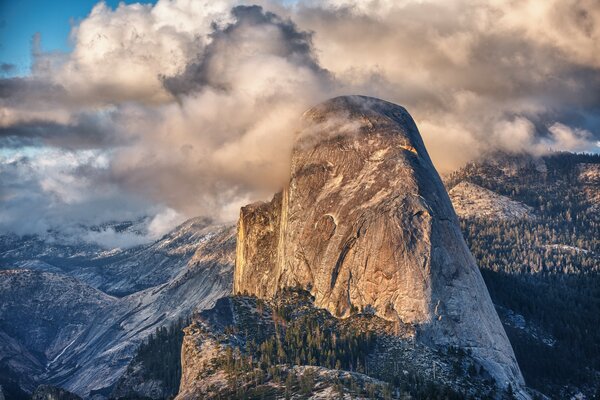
top-left (0, 0), bottom-right (157, 76)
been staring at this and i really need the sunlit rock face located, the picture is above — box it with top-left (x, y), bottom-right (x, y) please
top-left (449, 181), bottom-right (534, 220)
top-left (234, 95), bottom-right (527, 394)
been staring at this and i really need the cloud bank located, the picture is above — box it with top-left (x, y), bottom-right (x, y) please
top-left (1, 0), bottom-right (599, 244)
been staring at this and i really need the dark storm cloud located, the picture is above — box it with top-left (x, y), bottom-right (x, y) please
top-left (0, 112), bottom-right (121, 149)
top-left (0, 63), bottom-right (15, 75)
top-left (0, 77), bottom-right (68, 106)
top-left (163, 5), bottom-right (331, 96)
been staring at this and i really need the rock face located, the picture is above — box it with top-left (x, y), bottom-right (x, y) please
top-left (449, 181), bottom-right (534, 220)
top-left (234, 96), bottom-right (526, 393)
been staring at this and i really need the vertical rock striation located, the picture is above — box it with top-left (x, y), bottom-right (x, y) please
top-left (233, 95), bottom-right (527, 395)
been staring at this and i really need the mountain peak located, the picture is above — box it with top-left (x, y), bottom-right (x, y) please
top-left (304, 95), bottom-right (409, 118)
top-left (297, 95), bottom-right (426, 153)
top-left (234, 96), bottom-right (528, 396)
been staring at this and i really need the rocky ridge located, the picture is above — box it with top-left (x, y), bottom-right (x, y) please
top-left (0, 217), bottom-right (218, 297)
top-left (177, 290), bottom-right (500, 399)
top-left (449, 181), bottom-right (534, 220)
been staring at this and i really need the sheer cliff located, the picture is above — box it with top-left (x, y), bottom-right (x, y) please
top-left (233, 95), bottom-right (527, 395)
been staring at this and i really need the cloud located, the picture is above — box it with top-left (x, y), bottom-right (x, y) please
top-left (97, 4), bottom-right (333, 220)
top-left (0, 147), bottom-right (167, 244)
top-left (0, 63), bottom-right (15, 75)
top-left (0, 0), bottom-right (599, 240)
top-left (147, 208), bottom-right (186, 238)
top-left (0, 111), bottom-right (121, 149)
top-left (80, 208), bottom-right (185, 248)
top-left (544, 123), bottom-right (595, 153)
top-left (81, 228), bottom-right (153, 249)
top-left (163, 5), bottom-right (330, 95)
top-left (291, 0), bottom-right (600, 168)
top-left (54, 1), bottom-right (232, 105)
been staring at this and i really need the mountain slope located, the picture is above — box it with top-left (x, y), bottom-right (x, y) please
top-left (53, 224), bottom-right (235, 396)
top-left (0, 217), bottom-right (219, 297)
top-left (0, 270), bottom-right (115, 393)
top-left (447, 152), bottom-right (600, 398)
top-left (0, 222), bottom-right (236, 398)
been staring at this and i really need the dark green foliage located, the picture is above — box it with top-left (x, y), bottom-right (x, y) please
top-left (215, 303), bottom-right (376, 378)
top-left (450, 152), bottom-right (600, 397)
top-left (127, 318), bottom-right (190, 398)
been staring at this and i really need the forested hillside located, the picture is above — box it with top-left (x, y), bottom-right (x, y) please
top-left (111, 318), bottom-right (190, 399)
top-left (447, 152), bottom-right (600, 399)
top-left (177, 289), bottom-right (511, 400)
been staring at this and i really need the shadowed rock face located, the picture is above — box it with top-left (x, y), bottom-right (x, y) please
top-left (234, 95), bottom-right (527, 395)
